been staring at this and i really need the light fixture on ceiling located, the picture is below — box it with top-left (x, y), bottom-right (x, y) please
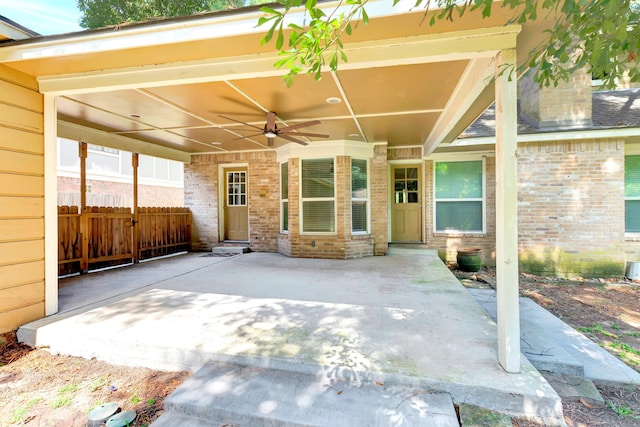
top-left (326, 97), bottom-right (342, 104)
top-left (349, 133), bottom-right (361, 138)
top-left (264, 131), bottom-right (277, 138)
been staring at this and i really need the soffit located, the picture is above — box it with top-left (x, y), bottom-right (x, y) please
top-left (0, 3), bottom-right (555, 160)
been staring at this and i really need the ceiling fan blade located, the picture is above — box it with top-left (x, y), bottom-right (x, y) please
top-left (279, 134), bottom-right (309, 146)
top-left (280, 131), bottom-right (329, 138)
top-left (218, 115), bottom-right (263, 131)
top-left (280, 120), bottom-right (321, 131)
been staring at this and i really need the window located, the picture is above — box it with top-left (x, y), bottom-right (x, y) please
top-left (626, 155), bottom-right (640, 233)
top-left (301, 158), bottom-right (335, 233)
top-left (281, 162), bottom-right (288, 232)
top-left (434, 160), bottom-right (484, 232)
top-left (351, 159), bottom-right (368, 233)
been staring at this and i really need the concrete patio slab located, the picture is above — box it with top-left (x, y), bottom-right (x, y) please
top-left (18, 248), bottom-right (564, 424)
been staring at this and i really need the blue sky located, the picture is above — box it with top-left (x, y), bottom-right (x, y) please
top-left (1, 0), bottom-right (83, 35)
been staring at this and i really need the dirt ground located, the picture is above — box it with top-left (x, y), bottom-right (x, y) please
top-left (1, 270), bottom-right (639, 426)
top-left (0, 333), bottom-right (189, 426)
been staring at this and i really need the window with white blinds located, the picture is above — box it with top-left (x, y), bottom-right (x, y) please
top-left (434, 160), bottom-right (484, 232)
top-left (626, 155), bottom-right (640, 233)
top-left (281, 162), bottom-right (288, 232)
top-left (351, 159), bottom-right (368, 233)
top-left (301, 158), bottom-right (335, 233)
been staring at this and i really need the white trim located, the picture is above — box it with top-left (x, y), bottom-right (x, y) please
top-left (59, 120), bottom-right (191, 163)
top-left (280, 161), bottom-right (289, 233)
top-left (452, 127), bottom-right (640, 146)
top-left (432, 158), bottom-right (486, 235)
top-left (626, 144), bottom-right (640, 155)
top-left (33, 24), bottom-right (522, 96)
top-left (424, 56), bottom-right (500, 154)
top-left (0, 0), bottom-right (416, 64)
top-left (427, 152), bottom-right (494, 161)
top-left (218, 163), bottom-right (250, 242)
top-left (276, 140), bottom-right (374, 162)
top-left (299, 158), bottom-right (337, 235)
top-left (44, 94), bottom-right (58, 316)
top-left (351, 158), bottom-right (370, 234)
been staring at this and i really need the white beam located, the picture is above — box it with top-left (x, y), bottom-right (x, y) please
top-left (423, 56), bottom-right (498, 154)
top-left (58, 120), bottom-right (192, 163)
top-left (44, 94), bottom-right (58, 316)
top-left (37, 26), bottom-right (521, 96)
top-left (494, 49), bottom-right (520, 373)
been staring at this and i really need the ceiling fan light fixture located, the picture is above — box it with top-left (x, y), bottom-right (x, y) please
top-left (326, 97), bottom-right (342, 104)
top-left (264, 131), bottom-right (277, 138)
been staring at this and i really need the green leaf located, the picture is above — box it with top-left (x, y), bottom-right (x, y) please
top-left (346, 22), bottom-right (352, 35)
top-left (361, 8), bottom-right (369, 25)
top-left (276, 25), bottom-right (284, 50)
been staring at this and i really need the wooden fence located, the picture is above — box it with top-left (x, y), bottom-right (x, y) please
top-left (58, 206), bottom-right (191, 276)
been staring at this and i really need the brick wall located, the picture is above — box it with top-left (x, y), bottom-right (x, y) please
top-left (187, 149), bottom-right (382, 259)
top-left (517, 139), bottom-right (626, 277)
top-left (185, 151), bottom-right (280, 252)
top-left (371, 145), bottom-right (389, 255)
top-left (57, 176), bottom-right (184, 208)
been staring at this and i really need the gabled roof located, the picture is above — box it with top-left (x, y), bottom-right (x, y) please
top-left (459, 88), bottom-right (640, 140)
top-left (0, 15), bottom-right (40, 41)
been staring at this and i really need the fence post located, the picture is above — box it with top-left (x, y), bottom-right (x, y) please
top-left (132, 153), bottom-right (140, 263)
top-left (79, 142), bottom-right (89, 274)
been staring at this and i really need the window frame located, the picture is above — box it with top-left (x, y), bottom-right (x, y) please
top-left (432, 157), bottom-right (486, 234)
top-left (299, 157), bottom-right (336, 235)
top-left (625, 153), bottom-right (640, 234)
top-left (280, 161), bottom-right (288, 233)
top-left (351, 158), bottom-right (370, 234)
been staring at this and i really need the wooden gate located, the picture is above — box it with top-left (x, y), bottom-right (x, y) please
top-left (58, 206), bottom-right (191, 276)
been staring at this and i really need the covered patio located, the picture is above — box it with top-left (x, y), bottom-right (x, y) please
top-left (0, 0), bottom-right (557, 375)
top-left (19, 248), bottom-right (563, 423)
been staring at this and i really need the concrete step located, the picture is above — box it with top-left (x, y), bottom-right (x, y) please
top-left (151, 413), bottom-right (213, 427)
top-left (468, 289), bottom-right (584, 377)
top-left (152, 362), bottom-right (461, 427)
top-left (212, 246), bottom-right (250, 255)
top-left (468, 288), bottom-right (640, 385)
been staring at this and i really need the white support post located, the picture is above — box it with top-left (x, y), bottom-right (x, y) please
top-left (495, 49), bottom-right (520, 373)
top-left (44, 94), bottom-right (59, 316)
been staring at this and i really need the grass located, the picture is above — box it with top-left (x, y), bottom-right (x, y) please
top-left (608, 401), bottom-right (640, 418)
top-left (52, 383), bottom-right (78, 408)
top-left (10, 398), bottom-right (43, 423)
top-left (578, 323), bottom-right (619, 339)
top-left (89, 376), bottom-right (108, 392)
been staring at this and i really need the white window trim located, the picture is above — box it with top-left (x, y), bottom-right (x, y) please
top-left (299, 157), bottom-right (337, 235)
top-left (432, 157), bottom-right (486, 235)
top-left (280, 161), bottom-right (288, 234)
top-left (625, 153), bottom-right (640, 236)
top-left (351, 158), bottom-right (370, 235)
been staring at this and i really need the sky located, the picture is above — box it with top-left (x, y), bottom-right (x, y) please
top-left (0, 0), bottom-right (83, 35)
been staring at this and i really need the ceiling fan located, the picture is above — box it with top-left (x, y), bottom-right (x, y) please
top-left (219, 111), bottom-right (329, 147)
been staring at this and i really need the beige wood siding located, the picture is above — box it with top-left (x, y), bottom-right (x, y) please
top-left (0, 63), bottom-right (45, 334)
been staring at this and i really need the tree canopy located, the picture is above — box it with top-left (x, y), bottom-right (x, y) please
top-left (257, 0), bottom-right (640, 88)
top-left (77, 0), bottom-right (246, 29)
